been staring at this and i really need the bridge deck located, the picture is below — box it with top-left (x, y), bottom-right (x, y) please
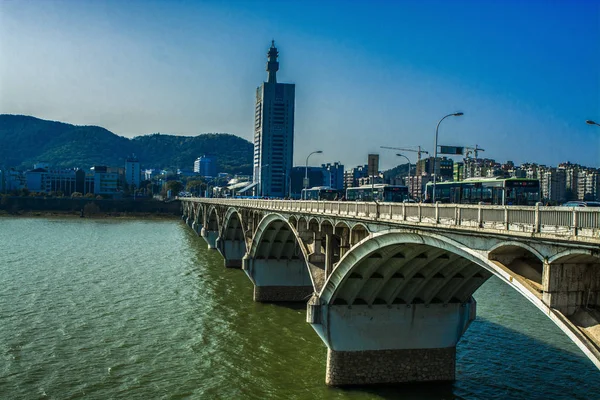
top-left (187, 198), bottom-right (600, 244)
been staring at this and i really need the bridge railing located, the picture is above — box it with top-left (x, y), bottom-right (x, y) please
top-left (184, 198), bottom-right (600, 239)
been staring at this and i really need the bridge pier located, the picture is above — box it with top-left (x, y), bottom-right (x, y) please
top-left (191, 221), bottom-right (202, 235)
top-left (200, 227), bottom-right (218, 249)
top-left (308, 298), bottom-right (476, 386)
top-left (326, 347), bottom-right (455, 386)
top-left (243, 256), bottom-right (313, 302)
top-left (217, 238), bottom-right (246, 268)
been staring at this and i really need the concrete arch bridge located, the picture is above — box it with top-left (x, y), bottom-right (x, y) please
top-left (181, 198), bottom-right (600, 386)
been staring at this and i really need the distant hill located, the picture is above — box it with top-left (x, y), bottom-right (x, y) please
top-left (383, 163), bottom-right (411, 180)
top-left (0, 115), bottom-right (253, 174)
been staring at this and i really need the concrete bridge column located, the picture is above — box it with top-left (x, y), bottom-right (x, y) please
top-left (335, 226), bottom-right (351, 263)
top-left (325, 233), bottom-right (332, 278)
top-left (542, 260), bottom-right (600, 315)
top-left (193, 222), bottom-right (202, 235)
top-left (308, 298), bottom-right (476, 386)
top-left (217, 238), bottom-right (246, 268)
top-left (200, 227), bottom-right (218, 249)
top-left (243, 256), bottom-right (313, 302)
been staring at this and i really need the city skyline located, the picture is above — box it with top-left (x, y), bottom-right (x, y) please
top-left (0, 0), bottom-right (599, 170)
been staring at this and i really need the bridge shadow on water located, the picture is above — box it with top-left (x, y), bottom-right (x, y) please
top-left (334, 317), bottom-right (600, 400)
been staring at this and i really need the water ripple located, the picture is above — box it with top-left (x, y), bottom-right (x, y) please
top-left (0, 218), bottom-right (599, 399)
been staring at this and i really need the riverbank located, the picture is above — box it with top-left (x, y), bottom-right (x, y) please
top-left (0, 196), bottom-right (181, 216)
top-left (0, 209), bottom-right (179, 219)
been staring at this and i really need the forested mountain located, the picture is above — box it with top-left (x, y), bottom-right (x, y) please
top-left (383, 163), bottom-right (411, 180)
top-left (0, 115), bottom-right (253, 174)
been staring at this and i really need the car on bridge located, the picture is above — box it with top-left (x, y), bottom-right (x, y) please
top-left (562, 201), bottom-right (600, 207)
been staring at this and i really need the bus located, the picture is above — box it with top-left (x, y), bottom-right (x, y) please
top-left (346, 184), bottom-right (411, 202)
top-left (301, 186), bottom-right (344, 200)
top-left (425, 177), bottom-right (540, 206)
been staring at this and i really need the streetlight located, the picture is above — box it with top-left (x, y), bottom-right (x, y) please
top-left (432, 112), bottom-right (463, 203)
top-left (396, 153), bottom-right (412, 198)
top-left (304, 150), bottom-right (323, 199)
top-left (586, 120), bottom-right (600, 127)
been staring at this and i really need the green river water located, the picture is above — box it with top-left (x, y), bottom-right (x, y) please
top-left (1, 217), bottom-right (599, 399)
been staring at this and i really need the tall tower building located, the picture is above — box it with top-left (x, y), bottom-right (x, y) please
top-left (253, 41), bottom-right (295, 197)
top-left (125, 156), bottom-right (141, 189)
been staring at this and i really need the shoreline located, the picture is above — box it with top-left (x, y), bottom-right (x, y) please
top-left (0, 209), bottom-right (179, 219)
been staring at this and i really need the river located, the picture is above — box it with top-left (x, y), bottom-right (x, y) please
top-left (1, 217), bottom-right (599, 399)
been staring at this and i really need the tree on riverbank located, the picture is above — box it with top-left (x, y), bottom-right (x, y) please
top-left (163, 181), bottom-right (183, 196)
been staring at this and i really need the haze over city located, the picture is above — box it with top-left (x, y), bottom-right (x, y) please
top-left (1, 0), bottom-right (598, 170)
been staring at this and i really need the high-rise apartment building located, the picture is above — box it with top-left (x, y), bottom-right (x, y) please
top-left (322, 162), bottom-right (345, 190)
top-left (253, 41), bottom-right (295, 197)
top-left (418, 156), bottom-right (453, 181)
top-left (343, 165), bottom-right (369, 189)
top-left (578, 169), bottom-right (600, 201)
top-left (541, 168), bottom-right (566, 204)
top-left (125, 156), bottom-right (141, 189)
top-left (559, 162), bottom-right (579, 200)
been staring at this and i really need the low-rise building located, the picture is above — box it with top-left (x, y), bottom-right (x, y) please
top-left (194, 155), bottom-right (217, 178)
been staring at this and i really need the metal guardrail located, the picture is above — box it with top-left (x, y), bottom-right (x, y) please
top-left (181, 198), bottom-right (600, 240)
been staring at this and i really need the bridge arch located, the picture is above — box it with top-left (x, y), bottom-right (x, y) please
top-left (194, 203), bottom-right (203, 221)
top-left (321, 230), bottom-right (495, 306)
top-left (297, 216), bottom-right (308, 231)
top-left (308, 217), bottom-right (319, 232)
top-left (317, 230), bottom-right (600, 372)
top-left (222, 207), bottom-right (245, 240)
top-left (548, 249), bottom-right (600, 264)
top-left (244, 213), bottom-right (315, 302)
top-left (218, 207), bottom-right (247, 268)
top-left (349, 222), bottom-right (369, 247)
top-left (288, 215), bottom-right (298, 230)
top-left (198, 205), bottom-right (220, 249)
top-left (206, 206), bottom-right (219, 231)
top-left (488, 241), bottom-right (544, 262)
top-left (248, 213), bottom-right (308, 261)
top-left (488, 241), bottom-right (544, 286)
top-left (334, 220), bottom-right (351, 231)
top-left (320, 217), bottom-right (336, 231)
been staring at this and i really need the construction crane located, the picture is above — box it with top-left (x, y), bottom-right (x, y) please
top-left (464, 145), bottom-right (485, 159)
top-left (380, 146), bottom-right (429, 164)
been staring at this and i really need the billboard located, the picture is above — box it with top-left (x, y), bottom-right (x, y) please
top-left (368, 154), bottom-right (379, 176)
top-left (439, 146), bottom-right (464, 155)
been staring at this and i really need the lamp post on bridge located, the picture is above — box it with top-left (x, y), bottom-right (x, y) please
top-left (432, 112), bottom-right (463, 203)
top-left (304, 150), bottom-right (323, 199)
top-left (396, 153), bottom-right (412, 198)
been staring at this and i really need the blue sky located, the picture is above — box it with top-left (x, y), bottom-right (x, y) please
top-left (1, 0), bottom-right (599, 169)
